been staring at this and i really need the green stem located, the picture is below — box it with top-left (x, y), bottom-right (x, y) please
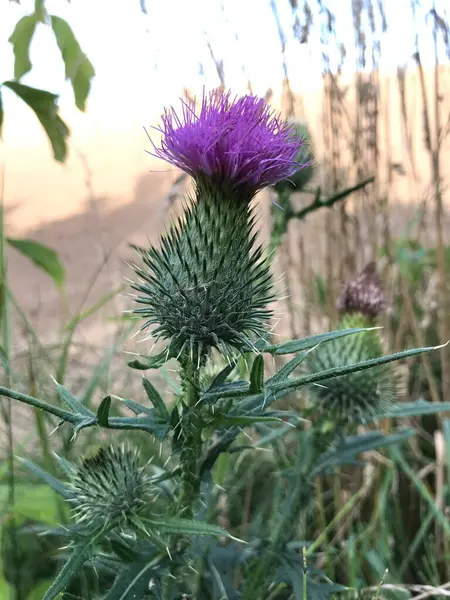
top-left (176, 358), bottom-right (203, 519)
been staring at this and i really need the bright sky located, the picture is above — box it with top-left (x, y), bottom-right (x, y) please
top-left (0, 0), bottom-right (448, 145)
top-left (1, 0), bottom-right (448, 123)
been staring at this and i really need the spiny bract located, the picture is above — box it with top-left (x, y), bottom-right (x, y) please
top-left (305, 313), bottom-right (399, 425)
top-left (69, 445), bottom-right (152, 529)
top-left (132, 184), bottom-right (274, 361)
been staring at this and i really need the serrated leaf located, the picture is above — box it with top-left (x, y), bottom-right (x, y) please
top-left (7, 237), bottom-right (65, 287)
top-left (266, 348), bottom-right (314, 386)
top-left (17, 457), bottom-right (72, 499)
top-left (121, 397), bottom-right (153, 415)
top-left (55, 383), bottom-right (94, 417)
top-left (109, 536), bottom-right (141, 563)
top-left (376, 399), bottom-right (450, 421)
top-left (201, 380), bottom-right (250, 404)
top-left (97, 395), bottom-right (111, 427)
top-left (252, 327), bottom-right (374, 355)
top-left (42, 529), bottom-right (105, 600)
top-left (3, 81), bottom-right (69, 161)
top-left (8, 15), bottom-right (38, 79)
top-left (312, 429), bottom-right (415, 476)
top-left (142, 377), bottom-right (170, 422)
top-left (107, 416), bottom-right (169, 440)
top-left (269, 344), bottom-right (444, 394)
top-left (50, 16), bottom-right (95, 111)
top-left (141, 516), bottom-right (243, 541)
top-left (250, 354), bottom-right (264, 393)
top-left (207, 361), bottom-right (238, 390)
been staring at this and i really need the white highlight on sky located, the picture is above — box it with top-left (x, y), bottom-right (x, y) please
top-left (0, 0), bottom-right (448, 122)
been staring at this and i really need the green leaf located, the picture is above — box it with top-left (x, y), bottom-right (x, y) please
top-left (8, 15), bottom-right (38, 79)
top-left (254, 327), bottom-right (375, 355)
top-left (269, 344), bottom-right (444, 395)
top-left (142, 376), bottom-right (170, 422)
top-left (97, 395), bottom-right (112, 427)
top-left (214, 414), bottom-right (283, 428)
top-left (207, 361), bottom-right (238, 391)
top-left (3, 81), bottom-right (69, 162)
top-left (312, 429), bottom-right (415, 475)
top-left (42, 529), bottom-right (105, 600)
top-left (107, 415), bottom-right (169, 440)
top-left (250, 354), bottom-right (264, 393)
top-left (50, 16), bottom-right (95, 111)
top-left (102, 562), bottom-right (158, 600)
top-left (0, 483), bottom-right (61, 523)
top-left (17, 457), bottom-right (72, 499)
top-left (7, 237), bottom-right (65, 287)
top-left (266, 348), bottom-right (314, 385)
top-left (128, 348), bottom-right (172, 370)
top-left (141, 516), bottom-right (243, 541)
top-left (55, 383), bottom-right (94, 418)
top-left (376, 399), bottom-right (450, 421)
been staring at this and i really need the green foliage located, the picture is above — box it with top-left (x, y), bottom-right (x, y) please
top-left (50, 16), bottom-right (95, 111)
top-left (1, 1), bottom-right (94, 160)
top-left (303, 314), bottom-right (399, 425)
top-left (8, 15), bottom-right (38, 79)
top-left (7, 237), bottom-right (66, 288)
top-left (2, 81), bottom-right (70, 162)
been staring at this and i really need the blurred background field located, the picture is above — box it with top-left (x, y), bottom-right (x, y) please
top-left (1, 0), bottom-right (450, 598)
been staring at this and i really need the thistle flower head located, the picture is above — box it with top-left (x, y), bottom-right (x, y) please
top-left (151, 89), bottom-right (304, 198)
top-left (69, 446), bottom-right (152, 530)
top-left (337, 262), bottom-right (385, 319)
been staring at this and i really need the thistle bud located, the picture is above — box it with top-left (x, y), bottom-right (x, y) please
top-left (69, 446), bottom-right (152, 530)
top-left (305, 264), bottom-right (399, 426)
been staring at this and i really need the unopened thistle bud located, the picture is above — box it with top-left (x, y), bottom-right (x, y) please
top-left (133, 90), bottom-right (307, 361)
top-left (69, 446), bottom-right (153, 530)
top-left (305, 263), bottom-right (399, 425)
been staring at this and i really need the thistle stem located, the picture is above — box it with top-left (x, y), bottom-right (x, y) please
top-left (176, 358), bottom-right (203, 519)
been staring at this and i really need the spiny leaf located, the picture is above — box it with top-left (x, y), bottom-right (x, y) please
top-left (17, 457), bottom-right (72, 499)
top-left (375, 399), bottom-right (450, 421)
top-left (102, 562), bottom-right (159, 600)
top-left (42, 529), bottom-right (106, 600)
top-left (97, 395), bottom-right (112, 427)
top-left (269, 344), bottom-right (444, 394)
top-left (8, 15), bottom-right (38, 79)
top-left (247, 327), bottom-right (375, 355)
top-left (7, 238), bottom-right (65, 287)
top-left (142, 376), bottom-right (170, 422)
top-left (50, 16), bottom-right (95, 111)
top-left (55, 383), bottom-right (94, 417)
top-left (250, 354), bottom-right (264, 393)
top-left (312, 429), bottom-right (415, 476)
top-left (141, 516), bottom-right (243, 541)
top-left (3, 81), bottom-right (69, 162)
top-left (128, 348), bottom-right (172, 370)
top-left (214, 414), bottom-right (283, 428)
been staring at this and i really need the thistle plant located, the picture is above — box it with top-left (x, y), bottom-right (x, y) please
top-left (304, 263), bottom-right (400, 426)
top-left (0, 90), bottom-right (447, 600)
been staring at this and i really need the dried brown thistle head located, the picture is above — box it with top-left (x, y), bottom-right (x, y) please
top-left (337, 262), bottom-right (385, 319)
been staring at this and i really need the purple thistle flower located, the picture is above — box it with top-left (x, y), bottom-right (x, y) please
top-left (150, 90), bottom-right (305, 197)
